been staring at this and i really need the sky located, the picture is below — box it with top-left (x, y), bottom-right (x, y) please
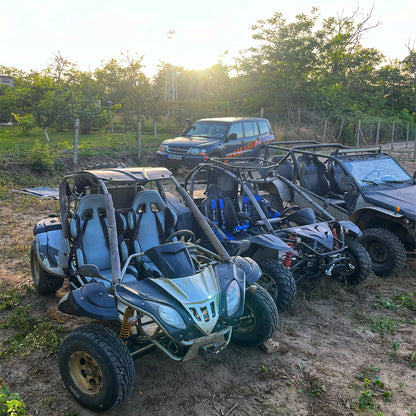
top-left (1, 0), bottom-right (415, 78)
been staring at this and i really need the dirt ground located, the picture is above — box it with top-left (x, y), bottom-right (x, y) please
top-left (0, 152), bottom-right (415, 416)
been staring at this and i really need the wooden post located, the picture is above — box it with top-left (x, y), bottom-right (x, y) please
top-left (391, 120), bottom-right (395, 150)
top-left (406, 122), bottom-right (409, 148)
top-left (356, 120), bottom-right (361, 146)
top-left (323, 119), bottom-right (327, 138)
top-left (137, 121), bottom-right (142, 160)
top-left (376, 120), bottom-right (380, 145)
top-left (154, 120), bottom-right (157, 138)
top-left (260, 107), bottom-right (264, 118)
top-left (414, 130), bottom-right (416, 162)
top-left (73, 118), bottom-right (79, 166)
top-left (337, 119), bottom-right (344, 141)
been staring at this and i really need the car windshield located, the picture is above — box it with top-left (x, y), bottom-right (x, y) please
top-left (186, 122), bottom-right (228, 139)
top-left (341, 155), bottom-right (412, 186)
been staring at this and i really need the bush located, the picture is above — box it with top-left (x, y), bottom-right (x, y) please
top-left (11, 113), bottom-right (37, 136)
top-left (28, 140), bottom-right (56, 173)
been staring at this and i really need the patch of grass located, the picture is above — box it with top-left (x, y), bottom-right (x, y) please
top-left (0, 306), bottom-right (64, 358)
top-left (354, 312), bottom-right (397, 338)
top-left (354, 367), bottom-right (395, 413)
top-left (374, 292), bottom-right (416, 312)
top-left (0, 285), bottom-right (31, 311)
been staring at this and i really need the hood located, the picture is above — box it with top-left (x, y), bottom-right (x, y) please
top-left (364, 185), bottom-right (416, 219)
top-left (163, 136), bottom-right (218, 149)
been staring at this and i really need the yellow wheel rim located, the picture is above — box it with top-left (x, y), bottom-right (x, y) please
top-left (68, 351), bottom-right (103, 396)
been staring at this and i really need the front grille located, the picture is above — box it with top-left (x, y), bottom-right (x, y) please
top-left (189, 301), bottom-right (217, 323)
top-left (168, 146), bottom-right (188, 154)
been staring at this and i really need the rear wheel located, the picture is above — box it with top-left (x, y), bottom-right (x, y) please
top-left (58, 324), bottom-right (135, 412)
top-left (335, 239), bottom-right (371, 285)
top-left (231, 286), bottom-right (278, 347)
top-left (357, 228), bottom-right (406, 277)
top-left (30, 241), bottom-right (64, 294)
top-left (257, 258), bottom-right (296, 312)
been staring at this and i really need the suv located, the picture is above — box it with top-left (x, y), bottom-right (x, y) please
top-left (157, 117), bottom-right (275, 170)
top-left (264, 142), bottom-right (416, 277)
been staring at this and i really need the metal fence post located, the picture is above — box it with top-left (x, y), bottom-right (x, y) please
top-left (73, 118), bottom-right (79, 166)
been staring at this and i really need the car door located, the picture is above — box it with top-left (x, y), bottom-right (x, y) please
top-left (223, 122), bottom-right (245, 158)
top-left (242, 121), bottom-right (260, 157)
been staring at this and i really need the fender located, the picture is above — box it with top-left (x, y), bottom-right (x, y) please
top-left (33, 218), bottom-right (68, 278)
top-left (232, 255), bottom-right (261, 285)
top-left (247, 233), bottom-right (293, 253)
top-left (270, 178), bottom-right (292, 202)
top-left (338, 220), bottom-right (362, 237)
top-left (58, 282), bottom-right (118, 320)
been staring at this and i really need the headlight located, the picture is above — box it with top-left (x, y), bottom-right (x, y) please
top-left (159, 144), bottom-right (168, 152)
top-left (188, 147), bottom-right (206, 156)
top-left (148, 301), bottom-right (186, 329)
top-left (226, 280), bottom-right (241, 316)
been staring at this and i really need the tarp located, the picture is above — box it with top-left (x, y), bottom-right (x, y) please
top-left (12, 186), bottom-right (59, 199)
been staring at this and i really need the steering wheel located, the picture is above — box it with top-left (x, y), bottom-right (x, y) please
top-left (166, 229), bottom-right (196, 243)
top-left (363, 170), bottom-right (381, 181)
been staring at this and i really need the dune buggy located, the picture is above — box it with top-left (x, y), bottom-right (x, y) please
top-left (265, 142), bottom-right (416, 276)
top-left (30, 167), bottom-right (278, 412)
top-left (185, 158), bottom-right (371, 295)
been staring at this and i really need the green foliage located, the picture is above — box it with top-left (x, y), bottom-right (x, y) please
top-left (0, 285), bottom-right (30, 311)
top-left (355, 312), bottom-right (397, 338)
top-left (0, 386), bottom-right (27, 416)
top-left (355, 367), bottom-right (395, 412)
top-left (28, 140), bottom-right (56, 172)
top-left (12, 113), bottom-right (36, 136)
top-left (1, 305), bottom-right (64, 357)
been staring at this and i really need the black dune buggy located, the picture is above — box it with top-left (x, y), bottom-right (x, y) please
top-left (265, 142), bottom-right (416, 276)
top-left (30, 167), bottom-right (278, 412)
top-left (185, 158), bottom-right (371, 296)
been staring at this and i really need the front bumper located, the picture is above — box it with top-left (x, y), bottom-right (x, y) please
top-left (157, 151), bottom-right (205, 169)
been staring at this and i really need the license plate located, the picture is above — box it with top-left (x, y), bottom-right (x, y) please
top-left (168, 154), bottom-right (182, 160)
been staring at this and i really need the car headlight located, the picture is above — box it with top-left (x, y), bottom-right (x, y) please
top-left (188, 147), bottom-right (206, 156)
top-left (226, 280), bottom-right (241, 316)
top-left (148, 301), bottom-right (186, 329)
top-left (159, 144), bottom-right (168, 152)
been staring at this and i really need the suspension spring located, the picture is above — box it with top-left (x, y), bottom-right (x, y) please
top-left (283, 241), bottom-right (295, 268)
top-left (332, 228), bottom-right (339, 250)
top-left (120, 307), bottom-right (135, 343)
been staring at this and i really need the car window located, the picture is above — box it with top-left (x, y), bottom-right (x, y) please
top-left (228, 122), bottom-right (243, 139)
top-left (243, 122), bottom-right (256, 138)
top-left (258, 121), bottom-right (270, 135)
top-left (187, 122), bottom-right (227, 139)
top-left (342, 156), bottom-right (412, 185)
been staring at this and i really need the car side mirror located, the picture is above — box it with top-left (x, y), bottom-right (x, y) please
top-left (227, 133), bottom-right (237, 142)
top-left (413, 170), bottom-right (416, 181)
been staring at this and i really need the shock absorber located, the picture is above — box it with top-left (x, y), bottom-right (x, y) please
top-left (332, 228), bottom-right (340, 250)
top-left (120, 307), bottom-right (135, 343)
top-left (283, 239), bottom-right (295, 267)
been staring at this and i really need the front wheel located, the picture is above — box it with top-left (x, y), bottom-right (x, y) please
top-left (30, 241), bottom-right (64, 294)
top-left (357, 228), bottom-right (406, 277)
top-left (58, 325), bottom-right (135, 412)
top-left (257, 258), bottom-right (296, 312)
top-left (335, 239), bottom-right (371, 285)
top-left (231, 285), bottom-right (278, 347)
